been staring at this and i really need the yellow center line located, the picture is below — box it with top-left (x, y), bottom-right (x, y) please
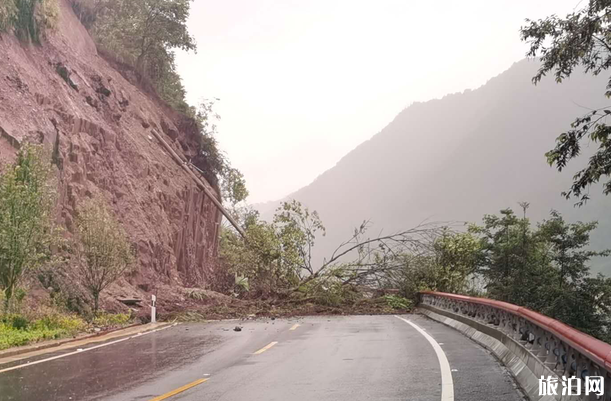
top-left (289, 323), bottom-right (300, 331)
top-left (253, 341), bottom-right (278, 355)
top-left (148, 378), bottom-right (209, 401)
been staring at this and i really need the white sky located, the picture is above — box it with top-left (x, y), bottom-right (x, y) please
top-left (176, 0), bottom-right (581, 204)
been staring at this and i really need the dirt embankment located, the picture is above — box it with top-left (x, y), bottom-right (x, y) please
top-left (0, 0), bottom-right (222, 312)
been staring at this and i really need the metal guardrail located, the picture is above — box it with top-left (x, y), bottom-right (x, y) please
top-left (420, 291), bottom-right (611, 400)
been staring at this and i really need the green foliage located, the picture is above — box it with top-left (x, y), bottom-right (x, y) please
top-left (0, 1), bottom-right (17, 32)
top-left (92, 312), bottom-right (131, 327)
top-left (222, 167), bottom-right (248, 206)
top-left (432, 230), bottom-right (482, 293)
top-left (185, 288), bottom-right (208, 301)
top-left (73, 0), bottom-right (195, 110)
top-left (472, 206), bottom-right (611, 341)
top-left (297, 275), bottom-right (361, 307)
top-left (9, 314), bottom-right (28, 330)
top-left (381, 204), bottom-right (611, 341)
top-left (146, 49), bottom-right (191, 112)
top-left (0, 0), bottom-right (58, 43)
top-left (190, 99), bottom-right (249, 204)
top-left (386, 254), bottom-right (453, 301)
top-left (538, 210), bottom-right (610, 286)
top-left (0, 144), bottom-right (57, 311)
top-left (234, 276), bottom-right (250, 293)
top-left (473, 208), bottom-right (547, 304)
top-left (382, 230), bottom-right (482, 302)
top-left (90, 0), bottom-right (195, 68)
top-left (382, 294), bottom-right (412, 310)
top-left (75, 197), bottom-right (135, 313)
top-left (73, 2), bottom-right (247, 199)
top-left (223, 202), bottom-right (458, 309)
top-left (221, 216), bottom-right (288, 295)
top-left (221, 201), bottom-right (325, 295)
top-left (32, 313), bottom-right (86, 332)
top-left (521, 1), bottom-right (611, 204)
top-left (0, 312), bottom-right (86, 350)
top-left (273, 200), bottom-right (326, 277)
top-left (34, 0), bottom-right (58, 36)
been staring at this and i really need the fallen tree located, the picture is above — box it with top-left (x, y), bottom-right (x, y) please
top-left (219, 200), bottom-right (473, 307)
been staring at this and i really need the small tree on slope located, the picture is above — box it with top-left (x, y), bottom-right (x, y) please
top-left (75, 198), bottom-right (134, 314)
top-left (0, 144), bottom-right (56, 311)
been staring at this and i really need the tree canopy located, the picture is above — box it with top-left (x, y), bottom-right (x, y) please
top-left (473, 206), bottom-right (611, 341)
top-left (521, 1), bottom-right (611, 204)
top-left (72, 0), bottom-right (195, 112)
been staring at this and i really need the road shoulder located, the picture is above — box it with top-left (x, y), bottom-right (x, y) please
top-left (0, 322), bottom-right (172, 367)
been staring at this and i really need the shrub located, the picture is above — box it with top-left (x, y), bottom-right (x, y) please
top-left (382, 295), bottom-right (412, 310)
top-left (92, 312), bottom-right (131, 327)
top-left (0, 312), bottom-right (86, 350)
top-left (185, 289), bottom-right (208, 301)
top-left (32, 313), bottom-right (86, 332)
top-left (298, 277), bottom-right (361, 307)
top-left (0, 1), bottom-right (17, 32)
top-left (34, 0), bottom-right (59, 35)
top-left (0, 0), bottom-right (59, 43)
top-left (0, 314), bottom-right (30, 330)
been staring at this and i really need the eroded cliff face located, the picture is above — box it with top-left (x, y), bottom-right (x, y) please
top-left (0, 0), bottom-right (222, 306)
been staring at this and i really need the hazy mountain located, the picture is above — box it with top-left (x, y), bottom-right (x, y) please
top-left (256, 59), bottom-right (611, 273)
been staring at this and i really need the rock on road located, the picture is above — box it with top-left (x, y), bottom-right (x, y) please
top-left (0, 315), bottom-right (525, 401)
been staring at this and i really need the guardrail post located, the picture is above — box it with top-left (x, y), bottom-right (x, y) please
top-left (151, 295), bottom-right (157, 324)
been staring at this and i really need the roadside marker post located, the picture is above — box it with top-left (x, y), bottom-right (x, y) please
top-left (151, 295), bottom-right (157, 324)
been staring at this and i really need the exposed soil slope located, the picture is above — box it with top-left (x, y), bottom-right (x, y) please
top-left (0, 0), bottom-right (222, 309)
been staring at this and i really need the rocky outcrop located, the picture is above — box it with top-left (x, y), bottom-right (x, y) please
top-left (0, 0), bottom-right (222, 303)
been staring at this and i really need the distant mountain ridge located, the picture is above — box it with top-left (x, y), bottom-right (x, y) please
top-left (255, 59), bottom-right (611, 273)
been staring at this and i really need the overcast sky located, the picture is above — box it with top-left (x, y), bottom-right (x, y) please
top-left (176, 0), bottom-right (580, 204)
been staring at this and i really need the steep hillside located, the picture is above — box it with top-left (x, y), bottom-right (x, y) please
top-left (0, 0), bottom-right (222, 309)
top-left (259, 59), bottom-right (611, 273)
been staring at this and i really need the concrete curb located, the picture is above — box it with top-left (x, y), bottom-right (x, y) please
top-left (0, 322), bottom-right (159, 360)
top-left (418, 305), bottom-right (560, 401)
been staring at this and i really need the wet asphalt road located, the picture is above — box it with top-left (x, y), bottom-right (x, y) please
top-left (0, 315), bottom-right (525, 401)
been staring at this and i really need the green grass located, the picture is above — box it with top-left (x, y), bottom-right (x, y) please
top-left (0, 313), bottom-right (86, 350)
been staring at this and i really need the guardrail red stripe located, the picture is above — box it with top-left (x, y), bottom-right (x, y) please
top-left (420, 291), bottom-right (611, 370)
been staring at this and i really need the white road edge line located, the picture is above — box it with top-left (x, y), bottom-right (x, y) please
top-left (395, 316), bottom-right (454, 401)
top-left (0, 323), bottom-right (179, 374)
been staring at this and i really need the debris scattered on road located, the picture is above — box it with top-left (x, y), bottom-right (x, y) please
top-left (234, 326), bottom-right (242, 332)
